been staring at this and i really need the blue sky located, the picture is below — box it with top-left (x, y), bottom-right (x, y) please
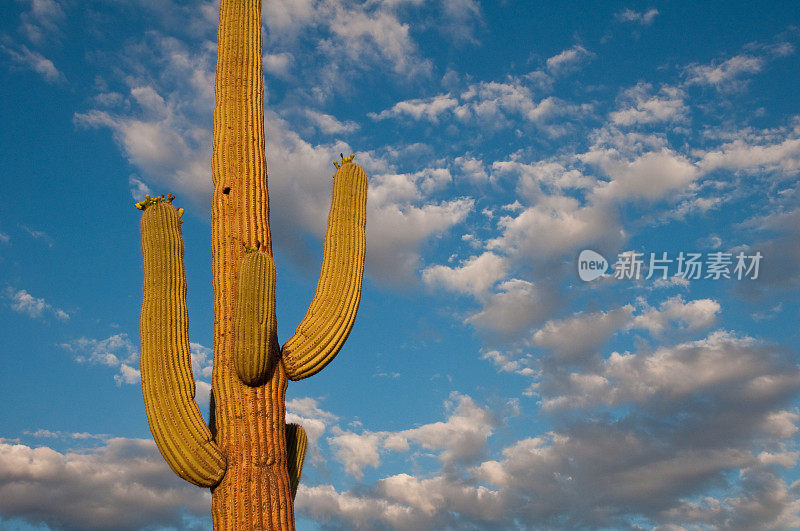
top-left (1, 0), bottom-right (800, 529)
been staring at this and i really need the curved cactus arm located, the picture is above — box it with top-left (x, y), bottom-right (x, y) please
top-left (233, 250), bottom-right (279, 386)
top-left (140, 200), bottom-right (227, 488)
top-left (281, 158), bottom-right (368, 381)
top-left (285, 423), bottom-right (308, 500)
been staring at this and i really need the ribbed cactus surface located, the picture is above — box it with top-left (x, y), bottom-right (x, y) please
top-left (234, 251), bottom-right (278, 386)
top-left (135, 0), bottom-right (367, 528)
top-left (285, 423), bottom-right (308, 500)
top-left (140, 201), bottom-right (226, 487)
top-left (283, 158), bottom-right (368, 380)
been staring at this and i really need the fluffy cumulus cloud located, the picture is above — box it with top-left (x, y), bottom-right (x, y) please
top-left (609, 83), bottom-right (687, 126)
top-left (327, 393), bottom-right (499, 480)
top-left (466, 279), bottom-right (559, 340)
top-left (422, 251), bottom-right (508, 297)
top-left (296, 327), bottom-right (800, 529)
top-left (0, 438), bottom-right (210, 530)
top-left (631, 295), bottom-right (720, 335)
top-left (540, 330), bottom-right (799, 410)
top-left (532, 306), bottom-right (634, 361)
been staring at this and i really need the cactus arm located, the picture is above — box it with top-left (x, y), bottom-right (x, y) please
top-left (285, 423), bottom-right (308, 500)
top-left (233, 251), bottom-right (279, 386)
top-left (281, 159), bottom-right (368, 381)
top-left (139, 201), bottom-right (227, 488)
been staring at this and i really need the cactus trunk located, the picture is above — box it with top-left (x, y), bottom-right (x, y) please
top-left (211, 0), bottom-right (294, 527)
top-left (136, 0), bottom-right (367, 528)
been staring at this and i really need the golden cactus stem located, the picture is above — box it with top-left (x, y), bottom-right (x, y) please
top-left (282, 160), bottom-right (368, 380)
top-left (210, 0), bottom-right (295, 528)
top-left (139, 202), bottom-right (226, 488)
top-left (234, 251), bottom-right (279, 386)
top-left (285, 423), bottom-right (308, 500)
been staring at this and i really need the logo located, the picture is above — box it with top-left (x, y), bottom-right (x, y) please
top-left (578, 250), bottom-right (608, 282)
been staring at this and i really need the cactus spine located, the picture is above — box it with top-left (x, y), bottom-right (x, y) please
top-left (136, 0), bottom-right (368, 528)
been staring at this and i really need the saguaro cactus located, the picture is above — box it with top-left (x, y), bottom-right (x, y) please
top-left (135, 0), bottom-right (368, 528)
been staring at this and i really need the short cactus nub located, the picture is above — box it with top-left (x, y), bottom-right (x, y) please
top-left (139, 202), bottom-right (226, 487)
top-left (233, 252), bottom-right (278, 386)
top-left (285, 423), bottom-right (308, 500)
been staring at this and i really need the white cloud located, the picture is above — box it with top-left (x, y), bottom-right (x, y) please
top-left (546, 45), bottom-right (594, 74)
top-left (491, 159), bottom-right (595, 198)
top-left (19, 0), bottom-right (66, 44)
top-left (631, 295), bottom-right (720, 335)
top-left (370, 94), bottom-right (459, 122)
top-left (114, 364), bottom-right (141, 386)
top-left (63, 334), bottom-right (138, 367)
top-left (685, 54), bottom-right (764, 87)
top-left (74, 34), bottom-right (217, 205)
top-left (453, 156), bottom-right (488, 182)
top-left (487, 196), bottom-right (622, 258)
top-left (542, 330), bottom-right (800, 411)
top-left (329, 428), bottom-right (382, 480)
top-left (326, 393), bottom-right (498, 479)
top-left (324, 7), bottom-right (432, 78)
top-left (699, 136), bottom-right (800, 175)
top-left (371, 78), bottom-right (589, 135)
top-left (367, 197), bottom-right (474, 285)
top-left (615, 8), bottom-right (659, 25)
top-left (0, 438), bottom-right (210, 530)
top-left (263, 51), bottom-right (293, 78)
top-left (304, 109), bottom-right (359, 134)
top-left (384, 393), bottom-right (498, 464)
top-left (128, 175), bottom-right (151, 201)
top-left (481, 350), bottom-right (536, 377)
top-left (5, 287), bottom-right (69, 321)
top-left (610, 83), bottom-right (687, 126)
top-left (761, 410), bottom-right (799, 439)
top-left (0, 43), bottom-right (64, 83)
top-left (422, 252), bottom-right (508, 297)
top-left (286, 397), bottom-right (340, 463)
top-left (61, 335), bottom-right (214, 391)
top-left (532, 306), bottom-right (634, 360)
top-left (585, 147), bottom-right (699, 202)
top-left (189, 342), bottom-right (214, 380)
top-left (466, 279), bottom-right (558, 338)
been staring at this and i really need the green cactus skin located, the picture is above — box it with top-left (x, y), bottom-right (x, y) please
top-left (282, 160), bottom-right (367, 381)
top-left (233, 251), bottom-right (279, 386)
top-left (139, 202), bottom-right (226, 487)
top-left (135, 0), bottom-right (368, 528)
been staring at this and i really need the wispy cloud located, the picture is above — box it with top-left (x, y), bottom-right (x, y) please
top-left (615, 8), bottom-right (659, 26)
top-left (0, 43), bottom-right (64, 83)
top-left (60, 334), bottom-right (139, 386)
top-left (4, 287), bottom-right (68, 321)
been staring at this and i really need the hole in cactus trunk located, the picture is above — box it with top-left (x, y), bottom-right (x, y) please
top-left (223, 187), bottom-right (231, 194)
